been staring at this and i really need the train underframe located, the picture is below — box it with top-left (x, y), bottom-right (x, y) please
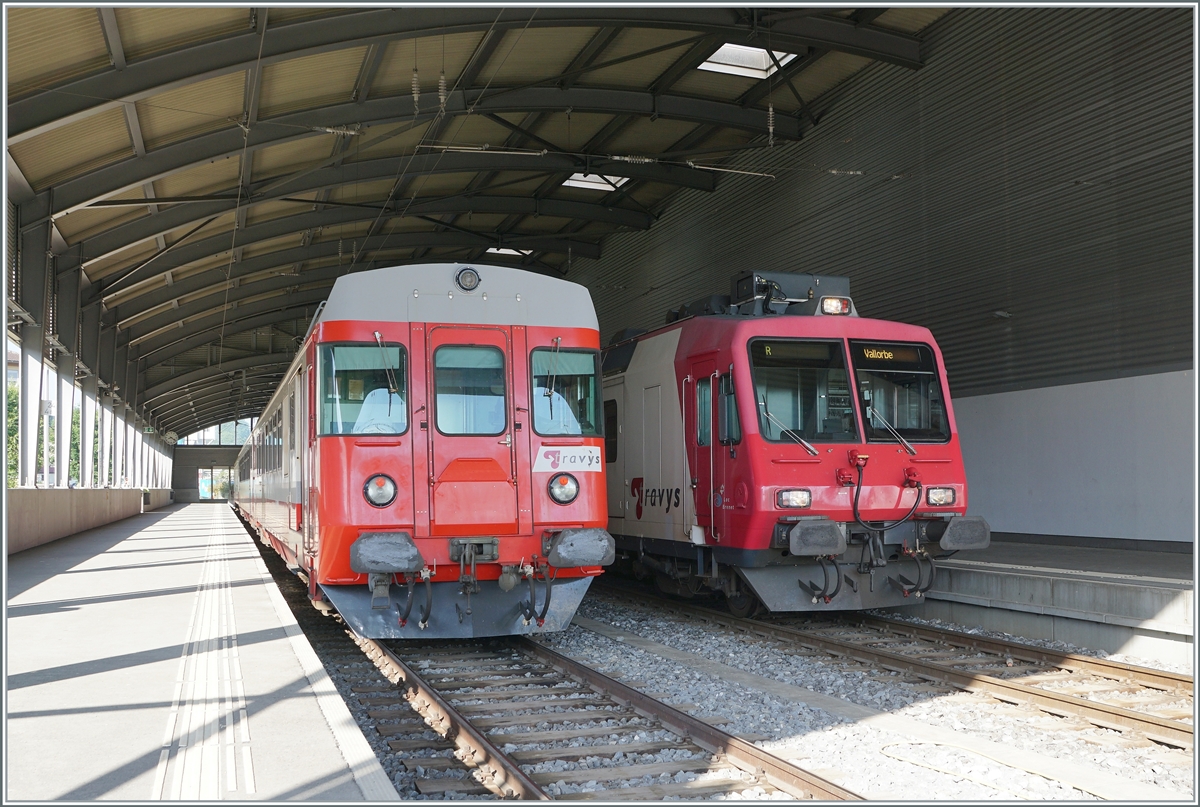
top-left (614, 517), bottom-right (982, 616)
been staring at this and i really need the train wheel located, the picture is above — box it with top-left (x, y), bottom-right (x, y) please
top-left (726, 590), bottom-right (760, 618)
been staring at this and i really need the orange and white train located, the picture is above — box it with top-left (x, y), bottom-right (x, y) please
top-left (232, 263), bottom-right (614, 638)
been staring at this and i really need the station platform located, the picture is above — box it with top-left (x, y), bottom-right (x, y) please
top-left (5, 503), bottom-right (398, 801)
top-left (897, 536), bottom-right (1195, 668)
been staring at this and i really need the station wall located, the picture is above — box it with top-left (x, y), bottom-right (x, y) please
top-left (172, 446), bottom-right (242, 503)
top-left (573, 7), bottom-right (1194, 544)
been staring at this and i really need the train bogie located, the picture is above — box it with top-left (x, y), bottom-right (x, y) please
top-left (602, 272), bottom-right (990, 614)
top-left (233, 264), bottom-right (614, 638)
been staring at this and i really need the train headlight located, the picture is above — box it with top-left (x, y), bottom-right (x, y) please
top-left (926, 487), bottom-right (956, 506)
top-left (364, 474), bottom-right (397, 507)
top-left (548, 473), bottom-right (579, 505)
top-left (776, 489), bottom-right (812, 508)
top-left (455, 267), bottom-right (481, 292)
top-left (820, 297), bottom-right (853, 315)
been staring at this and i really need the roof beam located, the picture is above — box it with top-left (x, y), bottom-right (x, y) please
top-left (70, 182), bottom-right (655, 277)
top-left (97, 8), bottom-right (126, 71)
top-left (143, 353), bottom-right (296, 403)
top-left (46, 87), bottom-right (773, 216)
top-left (136, 306), bottom-right (317, 369)
top-left (11, 8), bottom-right (921, 141)
top-left (92, 209), bottom-right (602, 303)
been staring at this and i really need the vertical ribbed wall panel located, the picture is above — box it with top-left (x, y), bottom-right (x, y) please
top-left (574, 7), bottom-right (1193, 397)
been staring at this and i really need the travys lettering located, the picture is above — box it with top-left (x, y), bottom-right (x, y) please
top-left (533, 446), bottom-right (602, 472)
top-left (629, 477), bottom-right (682, 519)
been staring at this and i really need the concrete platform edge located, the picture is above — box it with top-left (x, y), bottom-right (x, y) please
top-left (250, 545), bottom-right (400, 801)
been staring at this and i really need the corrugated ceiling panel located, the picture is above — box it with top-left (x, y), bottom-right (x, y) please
top-left (245, 199), bottom-right (312, 227)
top-left (603, 116), bottom-right (700, 157)
top-left (329, 179), bottom-right (398, 205)
top-left (791, 52), bottom-right (875, 107)
top-left (874, 8), bottom-right (952, 35)
top-left (577, 29), bottom-right (700, 89)
top-left (8, 106), bottom-right (133, 190)
top-left (85, 240), bottom-right (156, 284)
top-left (476, 28), bottom-right (597, 86)
top-left (668, 69), bottom-right (753, 103)
top-left (115, 7), bottom-right (250, 61)
top-left (372, 32), bottom-right (486, 98)
top-left (529, 112), bottom-right (614, 152)
top-left (258, 47), bottom-right (367, 118)
top-left (7, 7), bottom-right (110, 99)
top-left (575, 7), bottom-right (1192, 397)
top-left (56, 186), bottom-right (148, 243)
top-left (266, 8), bottom-right (351, 26)
top-left (252, 134), bottom-right (338, 181)
top-left (137, 71), bottom-right (245, 151)
top-left (153, 158), bottom-right (241, 199)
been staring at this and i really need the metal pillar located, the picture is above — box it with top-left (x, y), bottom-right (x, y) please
top-left (17, 207), bottom-right (50, 488)
top-left (55, 265), bottom-right (81, 487)
top-left (56, 371), bottom-right (71, 486)
top-left (99, 394), bottom-right (113, 486)
top-left (80, 379), bottom-right (97, 487)
top-left (113, 407), bottom-right (125, 486)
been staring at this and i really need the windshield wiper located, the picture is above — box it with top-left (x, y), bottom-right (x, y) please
top-left (869, 406), bottom-right (917, 455)
top-left (757, 399), bottom-right (819, 455)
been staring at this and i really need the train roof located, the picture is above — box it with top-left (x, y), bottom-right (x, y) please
top-left (313, 263), bottom-right (599, 332)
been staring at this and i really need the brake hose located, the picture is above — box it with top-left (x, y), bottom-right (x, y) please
top-left (852, 463), bottom-right (922, 534)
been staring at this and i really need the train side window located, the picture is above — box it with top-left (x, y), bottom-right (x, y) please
top-left (434, 345), bottom-right (506, 436)
top-left (603, 400), bottom-right (618, 462)
top-left (697, 377), bottom-right (712, 446)
top-left (318, 343), bottom-right (408, 435)
top-left (530, 349), bottom-right (601, 436)
top-left (718, 373), bottom-right (741, 445)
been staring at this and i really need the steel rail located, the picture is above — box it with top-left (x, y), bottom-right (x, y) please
top-left (349, 633), bottom-right (551, 800)
top-left (518, 637), bottom-right (861, 800)
top-left (845, 613), bottom-right (1193, 693)
top-left (599, 584), bottom-right (1194, 751)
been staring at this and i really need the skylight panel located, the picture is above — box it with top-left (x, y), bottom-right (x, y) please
top-left (697, 44), bottom-right (797, 80)
top-left (561, 173), bottom-right (629, 192)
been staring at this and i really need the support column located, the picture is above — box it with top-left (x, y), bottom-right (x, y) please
top-left (99, 394), bottom-right (112, 486)
top-left (56, 369), bottom-right (72, 486)
top-left (113, 406), bottom-right (125, 486)
top-left (81, 378), bottom-right (97, 487)
top-left (17, 207), bottom-right (50, 488)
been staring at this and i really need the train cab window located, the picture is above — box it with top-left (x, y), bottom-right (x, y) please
top-left (718, 373), bottom-right (741, 444)
top-left (318, 343), bottom-right (408, 435)
top-left (434, 346), bottom-right (507, 435)
top-left (696, 377), bottom-right (712, 446)
top-left (748, 340), bottom-right (859, 443)
top-left (850, 341), bottom-right (950, 442)
top-left (603, 400), bottom-right (618, 461)
top-left (531, 349), bottom-right (601, 436)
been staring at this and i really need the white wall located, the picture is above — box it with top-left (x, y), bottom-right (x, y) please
top-left (955, 370), bottom-right (1194, 542)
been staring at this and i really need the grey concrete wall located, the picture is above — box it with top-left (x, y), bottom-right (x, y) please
top-left (956, 370), bottom-right (1195, 542)
top-left (144, 489), bottom-right (174, 512)
top-left (6, 489), bottom-right (171, 554)
top-left (172, 446), bottom-right (242, 503)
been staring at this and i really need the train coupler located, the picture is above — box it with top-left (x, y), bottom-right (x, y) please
top-left (396, 568), bottom-right (433, 629)
top-left (368, 573), bottom-right (393, 610)
top-left (798, 557), bottom-right (843, 604)
top-left (519, 560), bottom-right (556, 627)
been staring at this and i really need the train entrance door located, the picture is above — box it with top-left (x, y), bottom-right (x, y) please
top-left (604, 381), bottom-right (626, 522)
top-left (426, 326), bottom-right (519, 536)
top-left (687, 356), bottom-right (717, 539)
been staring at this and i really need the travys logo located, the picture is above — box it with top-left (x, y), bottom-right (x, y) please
top-left (533, 445), bottom-right (602, 472)
top-left (630, 477), bottom-right (682, 519)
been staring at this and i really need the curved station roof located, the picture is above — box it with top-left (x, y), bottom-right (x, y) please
top-left (6, 6), bottom-right (945, 438)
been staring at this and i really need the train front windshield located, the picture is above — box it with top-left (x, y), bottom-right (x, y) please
top-left (319, 343), bottom-right (408, 435)
top-left (748, 340), bottom-right (859, 443)
top-left (849, 341), bottom-right (950, 443)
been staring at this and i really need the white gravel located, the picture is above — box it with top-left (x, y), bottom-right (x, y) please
top-left (529, 593), bottom-right (1195, 800)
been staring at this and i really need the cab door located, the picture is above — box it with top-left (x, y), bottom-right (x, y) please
top-left (427, 326), bottom-right (519, 536)
top-left (686, 357), bottom-right (718, 538)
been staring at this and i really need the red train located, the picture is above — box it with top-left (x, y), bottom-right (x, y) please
top-left (232, 263), bottom-right (614, 638)
top-left (602, 272), bottom-right (990, 615)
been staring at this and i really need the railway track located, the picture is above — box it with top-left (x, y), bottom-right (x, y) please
top-left (597, 579), bottom-right (1194, 752)
top-left (353, 634), bottom-right (860, 800)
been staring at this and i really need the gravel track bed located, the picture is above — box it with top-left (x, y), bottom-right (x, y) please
top-left (868, 608), bottom-right (1195, 676)
top-left (529, 592), bottom-right (1194, 800)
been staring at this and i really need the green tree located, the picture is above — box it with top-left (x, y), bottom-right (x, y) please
top-left (69, 404), bottom-right (81, 484)
top-left (6, 384), bottom-right (17, 488)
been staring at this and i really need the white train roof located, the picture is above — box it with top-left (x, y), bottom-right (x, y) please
top-left (315, 263), bottom-right (598, 331)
